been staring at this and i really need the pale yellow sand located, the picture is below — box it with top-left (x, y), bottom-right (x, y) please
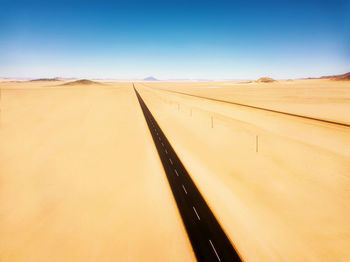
top-left (141, 79), bottom-right (350, 125)
top-left (0, 82), bottom-right (194, 261)
top-left (1, 79), bottom-right (349, 262)
top-left (136, 79), bottom-right (350, 262)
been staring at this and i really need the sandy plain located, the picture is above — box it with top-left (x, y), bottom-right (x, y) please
top-left (0, 81), bottom-right (194, 261)
top-left (136, 79), bottom-right (350, 261)
top-left (0, 79), bottom-right (349, 261)
top-left (141, 79), bottom-right (350, 125)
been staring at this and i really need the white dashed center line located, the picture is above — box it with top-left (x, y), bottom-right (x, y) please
top-left (209, 239), bottom-right (221, 261)
top-left (174, 169), bottom-right (179, 176)
top-left (169, 158), bottom-right (173, 165)
top-left (165, 149), bottom-right (168, 154)
top-left (182, 184), bottom-right (187, 194)
top-left (193, 206), bottom-right (200, 220)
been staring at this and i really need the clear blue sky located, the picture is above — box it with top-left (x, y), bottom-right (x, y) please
top-left (0, 0), bottom-right (349, 80)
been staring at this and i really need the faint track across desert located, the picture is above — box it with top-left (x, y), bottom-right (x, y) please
top-left (141, 84), bottom-right (350, 128)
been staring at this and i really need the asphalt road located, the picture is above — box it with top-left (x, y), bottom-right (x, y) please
top-left (134, 86), bottom-right (242, 262)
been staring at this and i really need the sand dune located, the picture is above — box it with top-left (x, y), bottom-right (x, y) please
top-left (332, 72), bottom-right (350, 80)
top-left (61, 79), bottom-right (103, 86)
top-left (255, 77), bottom-right (276, 83)
top-left (320, 71), bottom-right (350, 80)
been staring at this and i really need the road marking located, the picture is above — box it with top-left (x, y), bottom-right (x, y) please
top-left (209, 239), bottom-right (221, 261)
top-left (193, 206), bottom-right (200, 220)
top-left (165, 149), bottom-right (168, 154)
top-left (135, 88), bottom-right (241, 261)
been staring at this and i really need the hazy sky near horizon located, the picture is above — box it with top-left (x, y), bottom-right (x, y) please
top-left (1, 0), bottom-right (349, 80)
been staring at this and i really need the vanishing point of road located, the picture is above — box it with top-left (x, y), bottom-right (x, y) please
top-left (134, 85), bottom-right (242, 262)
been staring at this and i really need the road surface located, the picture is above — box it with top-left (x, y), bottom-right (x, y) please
top-left (134, 86), bottom-right (242, 262)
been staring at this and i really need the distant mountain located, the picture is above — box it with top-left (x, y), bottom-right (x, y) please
top-left (60, 79), bottom-right (102, 86)
top-left (320, 72), bottom-right (350, 80)
top-left (30, 78), bottom-right (61, 82)
top-left (255, 77), bottom-right (276, 83)
top-left (143, 76), bottom-right (158, 81)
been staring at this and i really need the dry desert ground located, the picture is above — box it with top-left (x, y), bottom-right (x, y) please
top-left (0, 79), bottom-right (349, 261)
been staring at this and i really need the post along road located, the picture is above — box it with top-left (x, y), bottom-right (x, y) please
top-left (134, 86), bottom-right (242, 262)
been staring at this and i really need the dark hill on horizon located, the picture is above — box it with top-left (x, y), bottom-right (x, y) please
top-left (255, 77), bottom-right (276, 83)
top-left (143, 76), bottom-right (158, 81)
top-left (60, 79), bottom-right (102, 86)
top-left (320, 72), bottom-right (350, 80)
top-left (30, 78), bottom-right (61, 82)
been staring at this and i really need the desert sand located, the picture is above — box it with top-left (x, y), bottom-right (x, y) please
top-left (136, 79), bottom-right (350, 262)
top-left (141, 79), bottom-right (350, 125)
top-left (1, 78), bottom-right (349, 261)
top-left (0, 81), bottom-right (195, 261)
